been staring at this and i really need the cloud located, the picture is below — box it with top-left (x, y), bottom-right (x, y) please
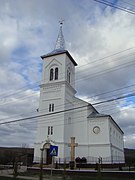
top-left (0, 0), bottom-right (135, 149)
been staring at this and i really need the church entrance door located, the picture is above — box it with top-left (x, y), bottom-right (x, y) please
top-left (46, 148), bottom-right (52, 165)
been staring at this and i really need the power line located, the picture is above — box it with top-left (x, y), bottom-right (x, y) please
top-left (76, 47), bottom-right (135, 70)
top-left (6, 91), bottom-right (134, 129)
top-left (0, 104), bottom-right (88, 125)
top-left (1, 80), bottom-right (135, 124)
top-left (0, 48), bottom-right (135, 123)
top-left (76, 52), bottom-right (135, 81)
top-left (0, 47), bottom-right (134, 110)
top-left (0, 62), bottom-right (134, 128)
top-left (120, 0), bottom-right (135, 8)
top-left (93, 0), bottom-right (135, 15)
top-left (0, 99), bottom-right (132, 132)
top-left (26, 108), bottom-right (88, 128)
top-left (87, 83), bottom-right (135, 100)
top-left (0, 47), bottom-right (134, 99)
top-left (0, 54), bottom-right (134, 122)
top-left (76, 56), bottom-right (135, 82)
top-left (93, 92), bottom-right (135, 105)
top-left (0, 92), bottom-right (135, 125)
top-left (7, 98), bottom-right (132, 132)
top-left (0, 51), bottom-right (135, 107)
top-left (0, 81), bottom-right (40, 99)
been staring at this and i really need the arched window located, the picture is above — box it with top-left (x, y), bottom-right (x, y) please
top-left (68, 72), bottom-right (70, 83)
top-left (52, 104), bottom-right (54, 112)
top-left (49, 104), bottom-right (54, 112)
top-left (55, 67), bottom-right (58, 80)
top-left (49, 104), bottom-right (52, 112)
top-left (50, 68), bottom-right (53, 81)
top-left (67, 69), bottom-right (70, 84)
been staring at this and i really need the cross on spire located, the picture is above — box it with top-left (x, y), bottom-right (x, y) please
top-left (54, 20), bottom-right (65, 51)
top-left (59, 19), bottom-right (64, 26)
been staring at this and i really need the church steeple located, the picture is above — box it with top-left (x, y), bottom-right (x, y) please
top-left (54, 20), bottom-right (65, 51)
top-left (41, 21), bottom-right (77, 67)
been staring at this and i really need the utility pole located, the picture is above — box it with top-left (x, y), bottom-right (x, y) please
top-left (13, 156), bottom-right (18, 179)
top-left (39, 148), bottom-right (44, 180)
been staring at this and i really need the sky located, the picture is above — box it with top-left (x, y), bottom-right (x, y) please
top-left (0, 0), bottom-right (135, 150)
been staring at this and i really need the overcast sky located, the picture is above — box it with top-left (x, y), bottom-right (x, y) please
top-left (0, 0), bottom-right (135, 149)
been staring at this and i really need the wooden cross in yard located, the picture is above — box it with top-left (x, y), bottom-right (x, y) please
top-left (68, 137), bottom-right (78, 161)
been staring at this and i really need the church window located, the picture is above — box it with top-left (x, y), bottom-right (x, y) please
top-left (113, 130), bottom-right (115, 136)
top-left (93, 126), bottom-right (100, 134)
top-left (68, 117), bottom-right (71, 124)
top-left (50, 68), bottom-right (53, 81)
top-left (52, 104), bottom-right (54, 112)
top-left (50, 67), bottom-right (59, 81)
top-left (49, 104), bottom-right (54, 112)
top-left (55, 67), bottom-right (58, 80)
top-left (48, 126), bottom-right (53, 135)
top-left (110, 128), bottom-right (112, 135)
top-left (68, 72), bottom-right (70, 83)
top-left (67, 69), bottom-right (71, 84)
top-left (48, 126), bottom-right (50, 135)
top-left (49, 104), bottom-right (51, 112)
top-left (51, 126), bottom-right (53, 135)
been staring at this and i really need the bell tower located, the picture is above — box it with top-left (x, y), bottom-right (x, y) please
top-left (40, 21), bottom-right (77, 89)
top-left (34, 22), bottom-right (77, 163)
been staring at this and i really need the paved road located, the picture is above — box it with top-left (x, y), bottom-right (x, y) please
top-left (0, 169), bottom-right (38, 180)
top-left (0, 174), bottom-right (38, 180)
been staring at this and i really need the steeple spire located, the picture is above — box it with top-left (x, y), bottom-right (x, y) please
top-left (54, 20), bottom-right (65, 51)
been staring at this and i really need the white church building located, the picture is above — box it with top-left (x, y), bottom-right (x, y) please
top-left (34, 23), bottom-right (125, 164)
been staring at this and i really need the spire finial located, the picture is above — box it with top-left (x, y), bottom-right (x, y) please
top-left (54, 19), bottom-right (65, 51)
top-left (59, 19), bottom-right (64, 26)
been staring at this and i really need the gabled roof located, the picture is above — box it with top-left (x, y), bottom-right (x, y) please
top-left (88, 111), bottom-right (108, 118)
top-left (88, 111), bottom-right (124, 134)
top-left (41, 49), bottom-right (77, 66)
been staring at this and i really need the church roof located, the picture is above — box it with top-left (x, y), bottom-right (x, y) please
top-left (54, 21), bottom-right (65, 50)
top-left (88, 111), bottom-right (108, 118)
top-left (41, 50), bottom-right (77, 66)
top-left (88, 111), bottom-right (124, 134)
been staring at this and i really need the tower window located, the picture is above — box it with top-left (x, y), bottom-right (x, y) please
top-left (68, 72), bottom-right (70, 83)
top-left (49, 104), bottom-right (55, 112)
top-left (49, 67), bottom-right (59, 81)
top-left (55, 67), bottom-right (58, 80)
top-left (51, 126), bottom-right (53, 135)
top-left (50, 68), bottom-right (53, 81)
top-left (48, 126), bottom-right (50, 135)
top-left (67, 69), bottom-right (70, 84)
top-left (48, 126), bottom-right (53, 135)
top-left (49, 104), bottom-right (52, 112)
top-left (68, 117), bottom-right (71, 124)
top-left (52, 104), bottom-right (54, 112)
